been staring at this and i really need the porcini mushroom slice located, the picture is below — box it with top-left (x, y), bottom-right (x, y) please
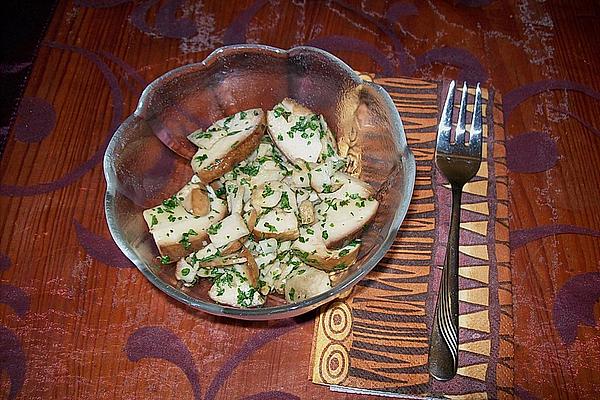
top-left (207, 212), bottom-right (250, 248)
top-left (284, 266), bottom-right (331, 303)
top-left (190, 109), bottom-right (266, 183)
top-left (253, 208), bottom-right (299, 241)
top-left (143, 181), bottom-right (227, 262)
top-left (267, 98), bottom-right (323, 164)
top-left (292, 225), bottom-right (360, 271)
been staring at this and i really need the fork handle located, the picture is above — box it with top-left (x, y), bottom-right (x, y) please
top-left (429, 184), bottom-right (462, 381)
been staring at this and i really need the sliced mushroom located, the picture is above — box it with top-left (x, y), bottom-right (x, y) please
top-left (200, 256), bottom-right (247, 268)
top-left (243, 208), bottom-right (258, 232)
top-left (251, 182), bottom-right (283, 210)
top-left (309, 161), bottom-right (335, 193)
top-left (267, 255), bottom-right (298, 294)
top-left (251, 181), bottom-right (297, 213)
top-left (313, 172), bottom-right (379, 248)
top-left (317, 114), bottom-right (345, 165)
top-left (240, 246), bottom-right (259, 287)
top-left (175, 258), bottom-right (197, 285)
top-left (207, 212), bottom-right (250, 248)
top-left (267, 98), bottom-right (324, 164)
top-left (284, 266), bottom-right (331, 302)
top-left (292, 225), bottom-right (360, 271)
top-left (298, 199), bottom-right (315, 225)
top-left (143, 181), bottom-right (228, 262)
top-left (190, 109), bottom-right (266, 183)
top-left (289, 166), bottom-right (311, 188)
top-left (226, 182), bottom-right (245, 215)
top-left (220, 239), bottom-right (243, 256)
top-left (314, 198), bottom-right (378, 249)
top-left (176, 180), bottom-right (211, 216)
top-left (253, 208), bottom-right (299, 241)
top-left (319, 172), bottom-right (375, 201)
top-left (250, 160), bottom-right (287, 186)
top-left (295, 188), bottom-right (310, 205)
top-left (187, 243), bottom-right (220, 265)
top-left (208, 263), bottom-right (265, 307)
top-left (258, 238), bottom-right (278, 254)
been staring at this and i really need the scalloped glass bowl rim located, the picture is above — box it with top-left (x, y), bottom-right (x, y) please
top-left (103, 44), bottom-right (416, 320)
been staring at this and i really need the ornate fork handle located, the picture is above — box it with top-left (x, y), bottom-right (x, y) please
top-left (429, 184), bottom-right (462, 380)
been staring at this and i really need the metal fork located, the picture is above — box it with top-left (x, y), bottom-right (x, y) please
top-left (429, 81), bottom-right (483, 381)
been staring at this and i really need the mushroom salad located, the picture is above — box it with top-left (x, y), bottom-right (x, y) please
top-left (143, 99), bottom-right (379, 308)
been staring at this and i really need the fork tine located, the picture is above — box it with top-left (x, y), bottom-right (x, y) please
top-left (455, 82), bottom-right (468, 144)
top-left (437, 80), bottom-right (456, 150)
top-left (468, 83), bottom-right (483, 157)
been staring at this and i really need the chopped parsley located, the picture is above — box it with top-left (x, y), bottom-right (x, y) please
top-left (158, 255), bottom-right (171, 265)
top-left (207, 221), bottom-right (222, 235)
top-left (273, 106), bottom-right (292, 121)
top-left (306, 228), bottom-right (314, 235)
top-left (324, 198), bottom-right (338, 211)
top-left (262, 184), bottom-right (274, 198)
top-left (179, 229), bottom-right (198, 249)
top-left (237, 287), bottom-right (256, 307)
top-left (162, 195), bottom-right (179, 209)
top-left (181, 268), bottom-right (191, 276)
top-left (263, 222), bottom-right (277, 232)
top-left (150, 214), bottom-right (158, 227)
top-left (288, 287), bottom-right (296, 301)
top-left (322, 230), bottom-right (329, 240)
top-left (194, 131), bottom-right (212, 139)
top-left (215, 186), bottom-right (227, 197)
top-left (239, 164), bottom-right (260, 176)
top-left (168, 215), bottom-right (177, 222)
top-left (195, 154), bottom-right (208, 163)
top-left (333, 263), bottom-right (347, 271)
top-left (338, 249), bottom-right (350, 256)
top-left (326, 143), bottom-right (336, 157)
top-left (213, 272), bottom-right (234, 296)
top-left (240, 110), bottom-right (247, 119)
top-left (280, 192), bottom-right (291, 209)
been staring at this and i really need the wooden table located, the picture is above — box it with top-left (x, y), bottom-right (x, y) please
top-left (1, 1), bottom-right (599, 399)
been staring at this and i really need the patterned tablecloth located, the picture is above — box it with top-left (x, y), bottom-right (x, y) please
top-left (3, 1), bottom-right (600, 399)
top-left (311, 76), bottom-right (513, 399)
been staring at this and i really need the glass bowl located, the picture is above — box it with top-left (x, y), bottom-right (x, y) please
top-left (103, 44), bottom-right (415, 320)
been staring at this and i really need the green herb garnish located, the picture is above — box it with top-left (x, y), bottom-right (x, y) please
top-left (280, 192), bottom-right (291, 209)
top-left (239, 164), bottom-right (260, 176)
top-left (179, 229), bottom-right (198, 249)
top-left (274, 106), bottom-right (292, 121)
top-left (262, 184), bottom-right (274, 198)
top-left (264, 222), bottom-right (277, 232)
top-left (159, 255), bottom-right (171, 264)
top-left (207, 222), bottom-right (222, 235)
top-left (195, 154), bottom-right (208, 163)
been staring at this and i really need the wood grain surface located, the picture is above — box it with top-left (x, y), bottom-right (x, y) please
top-left (1, 1), bottom-right (600, 399)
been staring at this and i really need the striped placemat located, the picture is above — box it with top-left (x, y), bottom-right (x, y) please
top-left (309, 76), bottom-right (513, 399)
